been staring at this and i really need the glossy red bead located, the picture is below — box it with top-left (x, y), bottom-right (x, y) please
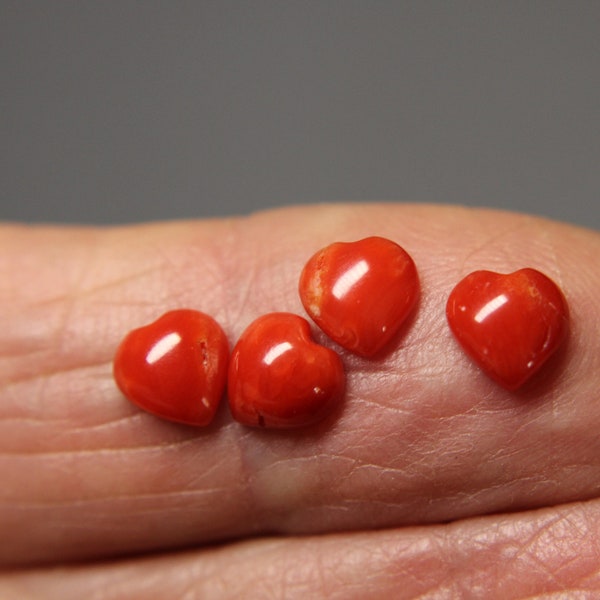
top-left (446, 268), bottom-right (569, 391)
top-left (299, 236), bottom-right (419, 357)
top-left (113, 309), bottom-right (229, 425)
top-left (228, 313), bottom-right (345, 428)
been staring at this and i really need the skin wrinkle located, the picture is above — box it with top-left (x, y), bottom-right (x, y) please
top-left (155, 242), bottom-right (227, 322)
top-left (0, 487), bottom-right (231, 514)
top-left (460, 224), bottom-right (573, 326)
top-left (0, 425), bottom-right (239, 503)
top-left (506, 520), bottom-right (577, 592)
top-left (0, 431), bottom-right (208, 457)
top-left (458, 216), bottom-right (535, 274)
top-left (1, 359), bottom-right (113, 389)
top-left (525, 511), bottom-right (600, 590)
top-left (537, 220), bottom-right (566, 290)
top-left (23, 265), bottom-right (166, 309)
top-left (0, 342), bottom-right (48, 360)
top-left (522, 594), bottom-right (599, 599)
top-left (208, 217), bottom-right (264, 330)
top-left (220, 215), bottom-right (298, 325)
top-left (348, 391), bottom-right (413, 415)
top-left (2, 284), bottom-right (118, 381)
top-left (54, 412), bottom-right (149, 437)
top-left (430, 520), bottom-right (554, 598)
top-left (2, 364), bottom-right (118, 420)
top-left (226, 254), bottom-right (261, 330)
top-left (52, 240), bottom-right (100, 365)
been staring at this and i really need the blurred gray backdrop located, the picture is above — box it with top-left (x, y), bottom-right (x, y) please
top-left (1, 2), bottom-right (599, 227)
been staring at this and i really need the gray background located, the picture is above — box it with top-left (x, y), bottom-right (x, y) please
top-left (1, 2), bottom-right (599, 228)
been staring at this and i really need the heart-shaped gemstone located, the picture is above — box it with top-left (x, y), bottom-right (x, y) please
top-left (299, 237), bottom-right (419, 357)
top-left (446, 268), bottom-right (569, 390)
top-left (113, 309), bottom-right (229, 425)
top-left (228, 313), bottom-right (345, 428)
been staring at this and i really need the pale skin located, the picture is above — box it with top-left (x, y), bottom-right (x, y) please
top-left (1, 204), bottom-right (599, 599)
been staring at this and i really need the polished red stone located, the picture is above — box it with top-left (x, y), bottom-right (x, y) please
top-left (446, 268), bottom-right (569, 390)
top-left (299, 236), bottom-right (420, 357)
top-left (113, 309), bottom-right (229, 425)
top-left (228, 313), bottom-right (345, 428)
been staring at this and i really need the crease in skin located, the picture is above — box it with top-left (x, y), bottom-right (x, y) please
top-left (24, 265), bottom-right (163, 308)
top-left (210, 224), bottom-right (265, 330)
top-left (1, 359), bottom-right (114, 390)
top-left (458, 217), bottom-right (537, 274)
top-left (537, 221), bottom-right (567, 291)
top-left (350, 392), bottom-right (415, 415)
top-left (505, 513), bottom-right (595, 592)
top-left (227, 256), bottom-right (261, 328)
top-left (0, 342), bottom-right (48, 360)
top-left (0, 412), bottom-right (207, 454)
top-left (0, 486), bottom-right (232, 512)
top-left (0, 300), bottom-right (114, 384)
top-left (1, 363), bottom-right (116, 422)
top-left (1, 362), bottom-right (220, 453)
top-left (0, 426), bottom-right (240, 504)
top-left (0, 430), bottom-right (201, 457)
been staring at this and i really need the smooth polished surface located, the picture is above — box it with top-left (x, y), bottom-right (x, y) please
top-left (446, 268), bottom-right (569, 391)
top-left (113, 309), bottom-right (229, 426)
top-left (228, 313), bottom-right (345, 428)
top-left (299, 236), bottom-right (420, 357)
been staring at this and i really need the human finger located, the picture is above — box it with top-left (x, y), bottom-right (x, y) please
top-left (2, 497), bottom-right (600, 599)
top-left (1, 205), bottom-right (598, 565)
